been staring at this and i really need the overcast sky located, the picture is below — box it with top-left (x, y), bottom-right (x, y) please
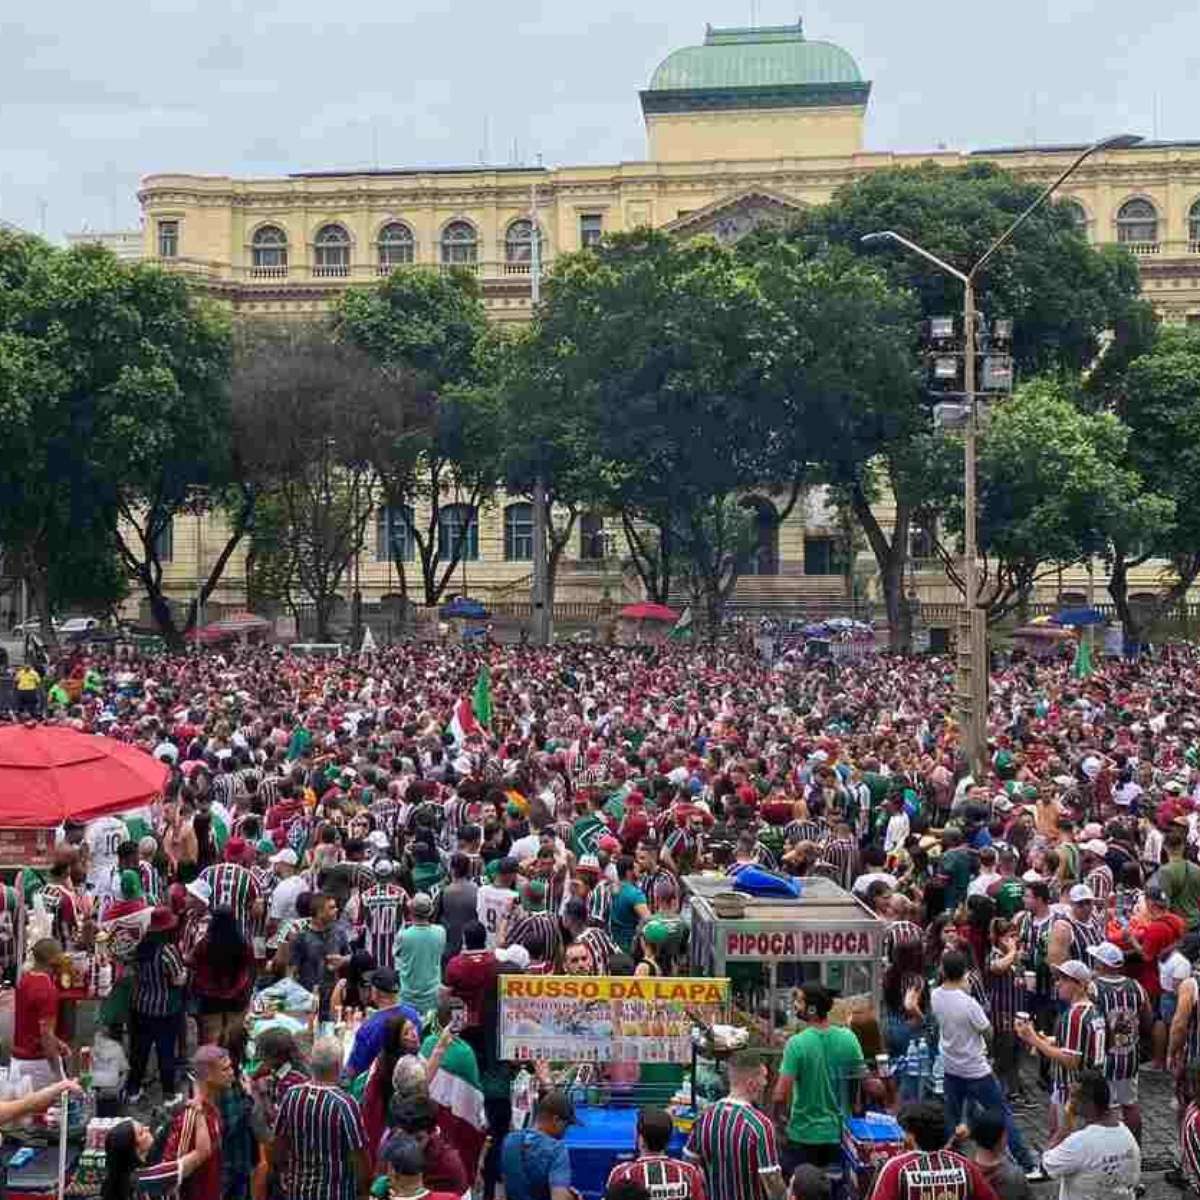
top-left (1, 0), bottom-right (1196, 239)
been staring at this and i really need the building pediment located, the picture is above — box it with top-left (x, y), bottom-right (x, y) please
top-left (661, 190), bottom-right (805, 242)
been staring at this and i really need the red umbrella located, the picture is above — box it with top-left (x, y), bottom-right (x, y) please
top-left (0, 726), bottom-right (169, 827)
top-left (618, 602), bottom-right (679, 623)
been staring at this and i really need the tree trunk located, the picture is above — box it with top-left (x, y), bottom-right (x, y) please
top-left (1107, 553), bottom-right (1141, 648)
top-left (849, 482), bottom-right (911, 652)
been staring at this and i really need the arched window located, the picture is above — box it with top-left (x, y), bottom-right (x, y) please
top-left (579, 512), bottom-right (606, 561)
top-left (250, 225), bottom-right (288, 274)
top-left (1116, 199), bottom-right (1158, 249)
top-left (438, 504), bottom-right (478, 561)
top-left (375, 505), bottom-right (414, 563)
top-left (440, 221), bottom-right (478, 270)
top-left (1189, 201), bottom-right (1200, 248)
top-left (378, 222), bottom-right (414, 273)
top-left (313, 224), bottom-right (350, 276)
top-left (1060, 200), bottom-right (1088, 237)
top-left (504, 219), bottom-right (542, 273)
top-left (504, 503), bottom-right (534, 561)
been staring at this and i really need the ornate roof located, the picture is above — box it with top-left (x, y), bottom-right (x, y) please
top-left (647, 22), bottom-right (864, 94)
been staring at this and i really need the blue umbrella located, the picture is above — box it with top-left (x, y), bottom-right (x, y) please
top-left (440, 597), bottom-right (490, 620)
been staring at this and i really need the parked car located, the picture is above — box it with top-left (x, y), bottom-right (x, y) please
top-left (59, 616), bottom-right (105, 642)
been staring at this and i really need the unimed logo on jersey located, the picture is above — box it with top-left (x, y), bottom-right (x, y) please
top-left (902, 1164), bottom-right (969, 1199)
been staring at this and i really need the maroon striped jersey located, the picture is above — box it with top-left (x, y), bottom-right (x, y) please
top-left (868, 1148), bottom-right (999, 1199)
top-left (607, 1155), bottom-right (709, 1200)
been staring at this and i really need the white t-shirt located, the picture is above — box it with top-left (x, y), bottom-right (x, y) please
top-left (884, 812), bottom-right (910, 854)
top-left (85, 815), bottom-right (130, 898)
top-left (269, 874), bottom-right (308, 922)
top-left (1160, 950), bottom-right (1192, 994)
top-left (930, 985), bottom-right (992, 1079)
top-left (968, 869), bottom-right (1001, 898)
top-left (1041, 1120), bottom-right (1140, 1200)
top-left (476, 884), bottom-right (517, 947)
top-left (510, 834), bottom-right (541, 863)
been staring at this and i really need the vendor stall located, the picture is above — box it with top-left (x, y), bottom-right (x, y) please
top-left (684, 874), bottom-right (885, 1042)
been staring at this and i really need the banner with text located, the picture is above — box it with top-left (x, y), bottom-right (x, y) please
top-left (498, 975), bottom-right (730, 1063)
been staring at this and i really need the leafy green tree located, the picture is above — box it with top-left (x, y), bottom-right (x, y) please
top-left (935, 379), bottom-right (1171, 622)
top-left (334, 269), bottom-right (498, 606)
top-left (745, 239), bottom-right (922, 644)
top-left (0, 231), bottom-right (231, 643)
top-left (786, 161), bottom-right (1149, 645)
top-left (1095, 327), bottom-right (1200, 641)
top-left (537, 230), bottom-right (775, 627)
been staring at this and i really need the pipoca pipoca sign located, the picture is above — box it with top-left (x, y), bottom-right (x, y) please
top-left (724, 927), bottom-right (875, 960)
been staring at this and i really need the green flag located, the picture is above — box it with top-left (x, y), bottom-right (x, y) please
top-left (472, 663), bottom-right (493, 728)
top-left (1072, 637), bottom-right (1094, 679)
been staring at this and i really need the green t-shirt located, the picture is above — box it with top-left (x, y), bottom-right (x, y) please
top-left (780, 1024), bottom-right (866, 1146)
top-left (395, 923), bottom-right (447, 1014)
top-left (1161, 858), bottom-right (1200, 930)
top-left (992, 878), bottom-right (1025, 919)
top-left (571, 813), bottom-right (605, 859)
top-left (940, 847), bottom-right (974, 909)
top-left (610, 881), bottom-right (647, 952)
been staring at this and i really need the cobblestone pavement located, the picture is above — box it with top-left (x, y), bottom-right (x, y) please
top-left (1011, 1063), bottom-right (1189, 1196)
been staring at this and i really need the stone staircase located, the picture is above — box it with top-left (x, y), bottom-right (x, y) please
top-left (669, 575), bottom-right (866, 619)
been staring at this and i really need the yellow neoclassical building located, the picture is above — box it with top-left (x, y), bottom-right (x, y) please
top-left (135, 20), bottom-right (1200, 628)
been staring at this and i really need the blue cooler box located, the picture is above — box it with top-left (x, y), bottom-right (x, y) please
top-left (564, 1107), bottom-right (638, 1200)
top-left (842, 1112), bottom-right (904, 1194)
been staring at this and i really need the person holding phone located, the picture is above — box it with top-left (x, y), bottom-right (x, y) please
top-left (418, 993), bottom-right (487, 1182)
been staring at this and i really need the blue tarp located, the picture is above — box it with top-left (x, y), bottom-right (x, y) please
top-left (440, 597), bottom-right (490, 619)
top-left (1053, 607), bottom-right (1105, 627)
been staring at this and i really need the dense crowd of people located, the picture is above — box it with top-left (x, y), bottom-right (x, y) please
top-left (8, 637), bottom-right (1200, 1200)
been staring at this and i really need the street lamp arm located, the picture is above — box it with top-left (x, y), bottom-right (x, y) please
top-left (860, 230), bottom-right (969, 284)
top-left (970, 134), bottom-right (1142, 280)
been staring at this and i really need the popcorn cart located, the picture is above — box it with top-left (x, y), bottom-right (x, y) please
top-left (684, 874), bottom-right (886, 1043)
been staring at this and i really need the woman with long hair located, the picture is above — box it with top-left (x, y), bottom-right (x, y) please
top-left (101, 1107), bottom-right (211, 1200)
top-left (192, 811), bottom-right (218, 873)
top-left (191, 906), bottom-right (256, 1044)
top-left (360, 1014), bottom-right (423, 1166)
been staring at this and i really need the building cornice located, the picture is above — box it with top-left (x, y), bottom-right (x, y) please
top-left (639, 82), bottom-right (871, 115)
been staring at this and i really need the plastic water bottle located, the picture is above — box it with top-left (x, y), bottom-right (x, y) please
top-left (930, 1048), bottom-right (945, 1097)
top-left (511, 1068), bottom-right (535, 1131)
top-left (915, 1039), bottom-right (931, 1097)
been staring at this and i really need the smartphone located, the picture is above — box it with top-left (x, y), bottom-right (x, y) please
top-left (448, 1001), bottom-right (466, 1035)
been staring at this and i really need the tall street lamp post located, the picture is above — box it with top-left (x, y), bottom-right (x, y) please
top-left (862, 133), bottom-right (1142, 779)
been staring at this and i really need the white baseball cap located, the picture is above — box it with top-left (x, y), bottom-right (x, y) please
top-left (1054, 959), bottom-right (1093, 984)
top-left (270, 848), bottom-right (299, 867)
top-left (1087, 942), bottom-right (1124, 969)
top-left (1068, 883), bottom-right (1096, 903)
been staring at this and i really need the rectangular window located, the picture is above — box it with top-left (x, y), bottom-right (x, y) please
top-left (804, 536), bottom-right (845, 576)
top-left (153, 516), bottom-right (174, 563)
top-left (579, 213), bottom-right (603, 249)
top-left (157, 220), bottom-right (179, 259)
top-left (375, 506), bottom-right (414, 563)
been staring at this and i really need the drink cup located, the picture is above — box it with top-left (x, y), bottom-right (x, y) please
top-left (875, 1053), bottom-right (890, 1078)
top-left (1024, 971), bottom-right (1037, 992)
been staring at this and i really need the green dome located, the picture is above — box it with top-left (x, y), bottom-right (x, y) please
top-left (648, 22), bottom-right (863, 92)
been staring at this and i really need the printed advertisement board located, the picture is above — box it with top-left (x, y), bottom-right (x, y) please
top-left (498, 975), bottom-right (729, 1063)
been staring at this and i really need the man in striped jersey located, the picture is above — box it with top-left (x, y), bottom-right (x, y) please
top-left (1016, 959), bottom-right (1106, 1146)
top-left (274, 1037), bottom-right (369, 1200)
top-left (359, 859), bottom-right (406, 970)
top-left (198, 845), bottom-right (263, 937)
top-left (685, 1050), bottom-right (784, 1200)
top-left (1087, 940), bottom-right (1151, 1145)
top-left (867, 1101), bottom-right (999, 1200)
top-left (606, 1107), bottom-right (707, 1200)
